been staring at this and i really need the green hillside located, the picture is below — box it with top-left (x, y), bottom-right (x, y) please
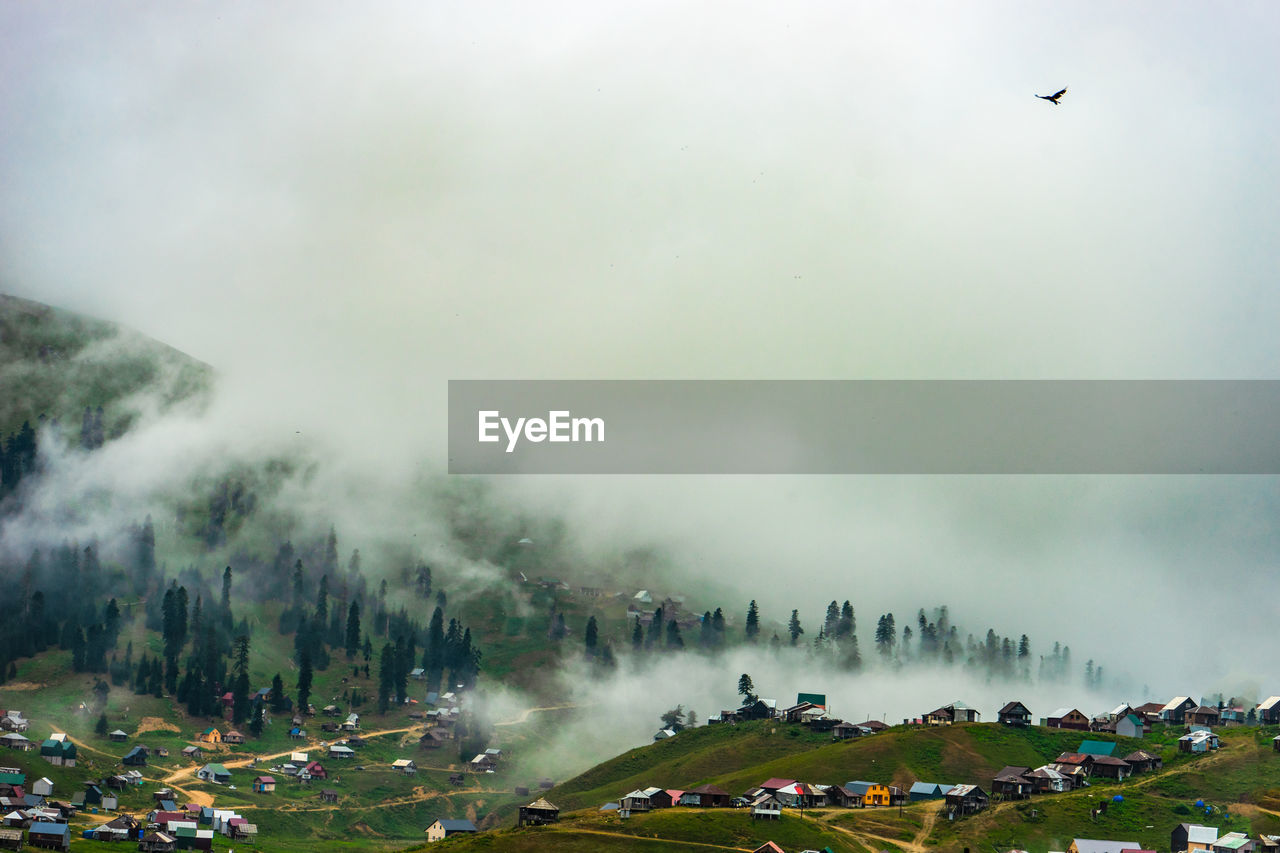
top-left (0, 608), bottom-right (552, 853)
top-left (0, 292), bottom-right (212, 438)
top-left (544, 719), bottom-right (1161, 812)
top-left (415, 723), bottom-right (1280, 853)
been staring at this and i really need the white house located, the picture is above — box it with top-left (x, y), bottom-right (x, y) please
top-left (425, 818), bottom-right (478, 842)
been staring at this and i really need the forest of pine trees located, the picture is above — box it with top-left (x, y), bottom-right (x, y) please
top-left (0, 401), bottom-right (1111, 713)
top-left (0, 505), bottom-right (487, 733)
top-left (586, 596), bottom-right (1101, 689)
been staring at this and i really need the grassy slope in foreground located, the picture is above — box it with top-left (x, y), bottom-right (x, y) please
top-left (544, 719), bottom-right (1161, 813)
top-left (424, 723), bottom-right (1280, 853)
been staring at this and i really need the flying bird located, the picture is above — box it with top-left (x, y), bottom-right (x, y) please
top-left (1036, 87), bottom-right (1067, 105)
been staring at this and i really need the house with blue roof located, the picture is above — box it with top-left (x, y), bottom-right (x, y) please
top-left (29, 821), bottom-right (71, 851)
top-left (425, 818), bottom-right (478, 842)
top-left (909, 781), bottom-right (952, 801)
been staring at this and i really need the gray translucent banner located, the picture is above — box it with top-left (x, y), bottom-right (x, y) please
top-left (447, 381), bottom-right (1280, 474)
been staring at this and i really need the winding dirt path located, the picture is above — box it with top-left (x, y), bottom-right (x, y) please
top-left (913, 800), bottom-right (942, 849)
top-left (494, 704), bottom-right (578, 726)
top-left (233, 785), bottom-right (497, 813)
top-left (823, 819), bottom-right (927, 853)
top-left (155, 727), bottom-right (421, 805)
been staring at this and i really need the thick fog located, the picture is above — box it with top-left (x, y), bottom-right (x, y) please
top-left (2, 1), bottom-right (1279, 711)
top-left (481, 648), bottom-right (1159, 784)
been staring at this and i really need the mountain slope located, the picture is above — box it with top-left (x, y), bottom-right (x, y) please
top-left (416, 723), bottom-right (1280, 853)
top-left (0, 292), bottom-right (212, 438)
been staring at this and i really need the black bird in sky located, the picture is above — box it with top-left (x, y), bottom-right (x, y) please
top-left (1036, 87), bottom-right (1067, 105)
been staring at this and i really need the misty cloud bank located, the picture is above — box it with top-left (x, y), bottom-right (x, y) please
top-left (479, 644), bottom-right (1256, 786)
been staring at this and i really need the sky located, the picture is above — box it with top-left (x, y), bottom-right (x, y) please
top-left (1, 1), bottom-right (1279, 698)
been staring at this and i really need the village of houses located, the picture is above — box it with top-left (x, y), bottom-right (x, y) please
top-left (421, 693), bottom-right (1280, 851)
top-left (0, 691), bottom-right (1277, 851)
top-left (0, 683), bottom-right (529, 852)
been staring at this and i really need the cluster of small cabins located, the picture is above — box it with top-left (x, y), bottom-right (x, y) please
top-left (602, 692), bottom-right (1280, 830)
top-left (0, 770), bottom-right (258, 851)
top-left (0, 693), bottom-right (485, 850)
top-left (703, 694), bottom-right (1278, 752)
top-left (2, 696), bottom-right (495, 851)
top-left (606, 736), bottom-right (1170, 826)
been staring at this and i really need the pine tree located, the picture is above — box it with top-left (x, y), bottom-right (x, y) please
top-left (392, 635), bottom-right (410, 703)
top-left (645, 607), bottom-right (663, 649)
top-left (457, 628), bottom-right (480, 690)
top-left (584, 616), bottom-right (599, 657)
top-left (316, 575), bottom-right (329, 625)
top-left (221, 566), bottom-right (233, 616)
top-left (745, 600), bottom-right (760, 643)
top-left (698, 611), bottom-right (714, 648)
top-left (377, 643), bottom-right (394, 713)
top-left (711, 608), bottom-right (726, 649)
top-left (631, 617), bottom-right (643, 653)
top-left (134, 656), bottom-right (150, 694)
top-left (345, 601), bottom-right (361, 659)
top-left (323, 526), bottom-right (339, 575)
top-left (788, 610), bottom-right (804, 645)
top-left (161, 587), bottom-right (178, 663)
top-left (837, 601), bottom-right (855, 639)
top-left (136, 516), bottom-right (156, 585)
top-left (415, 562), bottom-right (431, 599)
top-left (269, 673), bottom-right (286, 712)
top-left (737, 673), bottom-right (755, 703)
top-left (95, 712), bottom-right (109, 736)
top-left (231, 635), bottom-right (251, 725)
top-left (665, 620), bottom-right (684, 649)
top-left (104, 598), bottom-right (121, 646)
top-left (151, 660), bottom-right (165, 697)
top-left (71, 627), bottom-right (86, 672)
top-left (825, 601), bottom-right (840, 636)
top-left (874, 614), bottom-right (896, 657)
top-left (424, 607), bottom-right (445, 691)
top-left (297, 648), bottom-right (313, 714)
top-left (189, 596), bottom-right (203, 658)
top-left (841, 631), bottom-right (862, 671)
top-left (249, 702), bottom-right (265, 737)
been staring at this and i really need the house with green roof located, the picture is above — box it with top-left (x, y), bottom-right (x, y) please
top-left (196, 763), bottom-right (231, 784)
top-left (39, 739), bottom-right (77, 767)
top-left (1078, 740), bottom-right (1117, 757)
